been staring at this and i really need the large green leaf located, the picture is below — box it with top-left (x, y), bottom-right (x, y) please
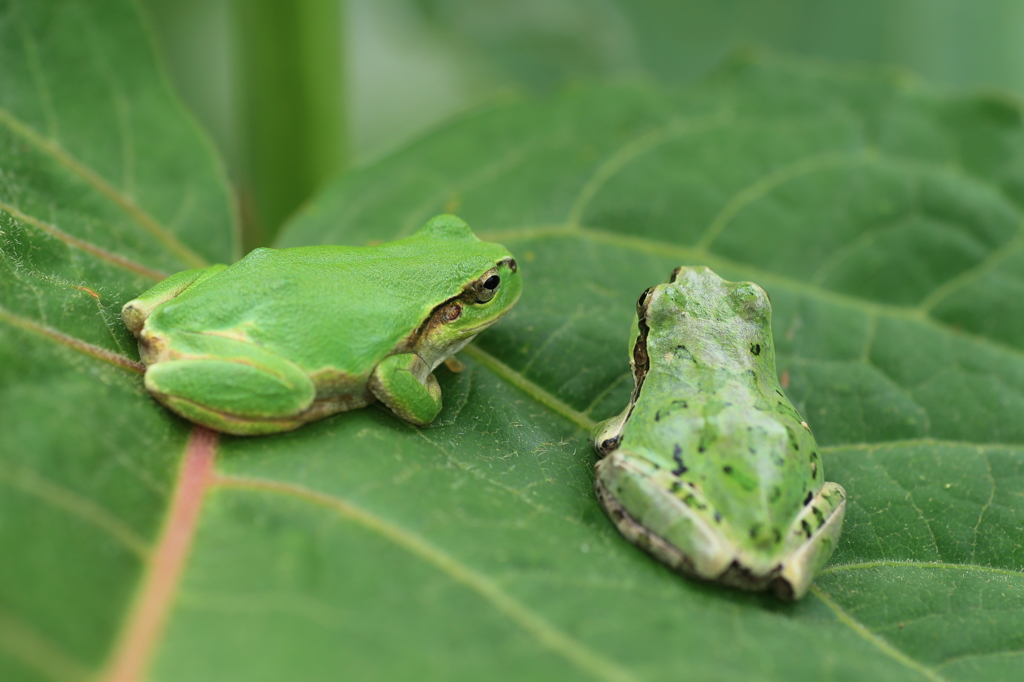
top-left (2, 5), bottom-right (1023, 682)
top-left (0, 1), bottom-right (233, 680)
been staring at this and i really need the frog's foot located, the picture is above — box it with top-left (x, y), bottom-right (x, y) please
top-left (145, 354), bottom-right (316, 436)
top-left (368, 353), bottom-right (442, 426)
top-left (775, 481), bottom-right (846, 599)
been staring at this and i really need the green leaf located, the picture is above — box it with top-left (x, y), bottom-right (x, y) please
top-left (2, 7), bottom-right (1023, 682)
top-left (0, 0), bottom-right (233, 679)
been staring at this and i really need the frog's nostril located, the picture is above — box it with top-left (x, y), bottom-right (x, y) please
top-left (508, 259), bottom-right (518, 273)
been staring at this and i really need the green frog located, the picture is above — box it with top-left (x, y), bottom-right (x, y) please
top-left (592, 266), bottom-right (845, 599)
top-left (122, 215), bottom-right (521, 435)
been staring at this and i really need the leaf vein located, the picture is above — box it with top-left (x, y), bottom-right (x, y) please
top-left (820, 439), bottom-right (1024, 453)
top-left (809, 584), bottom-right (949, 682)
top-left (0, 305), bottom-right (143, 373)
top-left (214, 475), bottom-right (640, 682)
top-left (415, 428), bottom-right (590, 530)
top-left (970, 456), bottom-right (997, 563)
top-left (867, 450), bottom-right (942, 557)
top-left (696, 149), bottom-right (876, 251)
top-left (583, 370), bottom-right (631, 416)
top-left (0, 105), bottom-right (205, 267)
top-left (820, 560), bottom-right (1024, 578)
top-left (567, 112), bottom-right (732, 227)
top-left (462, 345), bottom-right (595, 433)
top-left (917, 223), bottom-right (1024, 313)
top-left (0, 609), bottom-right (91, 682)
top-left (0, 465), bottom-right (149, 557)
top-left (0, 200), bottom-right (166, 280)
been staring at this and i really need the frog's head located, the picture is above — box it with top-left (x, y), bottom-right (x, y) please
top-left (636, 266), bottom-right (774, 369)
top-left (660, 266), bottom-right (771, 324)
top-left (407, 215), bottom-right (522, 367)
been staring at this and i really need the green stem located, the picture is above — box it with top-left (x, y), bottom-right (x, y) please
top-left (232, 0), bottom-right (346, 247)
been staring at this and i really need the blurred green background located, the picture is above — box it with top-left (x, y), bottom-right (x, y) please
top-left (141, 0), bottom-right (1024, 246)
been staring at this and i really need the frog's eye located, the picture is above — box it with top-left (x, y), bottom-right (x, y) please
top-left (637, 287), bottom-right (653, 311)
top-left (471, 269), bottom-right (501, 303)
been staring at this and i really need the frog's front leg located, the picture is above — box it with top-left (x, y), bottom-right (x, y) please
top-left (121, 265), bottom-right (227, 335)
top-left (144, 333), bottom-right (316, 436)
top-left (368, 353), bottom-right (442, 426)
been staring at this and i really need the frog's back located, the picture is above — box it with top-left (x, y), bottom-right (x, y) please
top-left (624, 362), bottom-right (817, 551)
top-left (624, 268), bottom-right (823, 553)
top-left (147, 230), bottom-right (510, 376)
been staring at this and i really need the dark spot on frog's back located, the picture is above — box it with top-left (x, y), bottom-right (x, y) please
top-left (750, 343), bottom-right (761, 356)
top-left (672, 444), bottom-right (688, 475)
top-left (674, 345), bottom-right (696, 363)
top-left (722, 465), bottom-right (733, 474)
top-left (804, 491), bottom-right (813, 506)
top-left (655, 398), bottom-right (689, 423)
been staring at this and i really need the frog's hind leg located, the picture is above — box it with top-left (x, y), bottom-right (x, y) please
top-left (594, 450), bottom-right (734, 581)
top-left (773, 481), bottom-right (846, 600)
top-left (144, 334), bottom-right (316, 436)
top-left (121, 265), bottom-right (227, 335)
